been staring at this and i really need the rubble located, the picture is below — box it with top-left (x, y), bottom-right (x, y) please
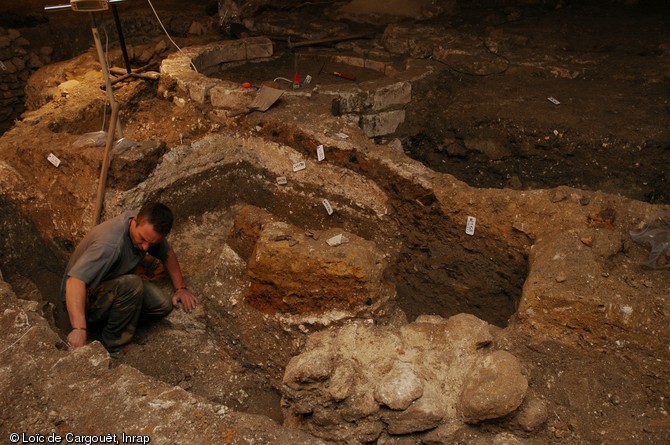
top-left (281, 314), bottom-right (528, 442)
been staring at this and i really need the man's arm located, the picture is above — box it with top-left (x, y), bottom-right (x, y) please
top-left (65, 276), bottom-right (88, 349)
top-left (163, 247), bottom-right (198, 312)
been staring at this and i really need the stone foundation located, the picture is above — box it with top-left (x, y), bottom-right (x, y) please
top-left (0, 28), bottom-right (52, 134)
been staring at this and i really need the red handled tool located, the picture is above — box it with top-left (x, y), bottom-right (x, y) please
top-left (330, 71), bottom-right (356, 81)
top-left (318, 61), bottom-right (356, 81)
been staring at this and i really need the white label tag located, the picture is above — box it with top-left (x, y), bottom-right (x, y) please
top-left (547, 96), bottom-right (560, 105)
top-left (276, 176), bottom-right (287, 185)
top-left (465, 216), bottom-right (476, 236)
top-left (47, 153), bottom-right (61, 167)
top-left (0, 61), bottom-right (6, 71)
top-left (322, 199), bottom-right (333, 215)
top-left (316, 145), bottom-right (325, 161)
top-left (292, 161), bottom-right (306, 172)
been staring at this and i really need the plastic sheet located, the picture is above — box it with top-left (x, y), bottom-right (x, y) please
top-left (72, 130), bottom-right (107, 148)
top-left (629, 213), bottom-right (670, 269)
top-left (72, 131), bottom-right (137, 152)
top-left (112, 137), bottom-right (138, 153)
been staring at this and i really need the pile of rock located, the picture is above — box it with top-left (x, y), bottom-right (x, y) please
top-left (0, 28), bottom-right (52, 133)
top-left (282, 314), bottom-right (547, 443)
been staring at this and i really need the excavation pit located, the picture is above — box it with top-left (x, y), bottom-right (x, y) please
top-left (2, 2), bottom-right (670, 443)
top-left (0, 126), bottom-right (528, 425)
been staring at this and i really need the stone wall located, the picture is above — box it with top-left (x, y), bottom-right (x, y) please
top-left (0, 27), bottom-right (52, 134)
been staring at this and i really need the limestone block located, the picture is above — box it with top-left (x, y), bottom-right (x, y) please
top-left (332, 89), bottom-right (366, 115)
top-left (1, 89), bottom-right (22, 99)
top-left (464, 138), bottom-right (512, 160)
top-left (2, 59), bottom-right (16, 74)
top-left (283, 349), bottom-right (335, 389)
top-left (382, 24), bottom-right (437, 58)
top-left (187, 77), bottom-right (220, 104)
top-left (194, 37), bottom-right (273, 71)
top-left (210, 84), bottom-right (251, 109)
top-left (58, 79), bottom-right (80, 96)
top-left (331, 82), bottom-right (410, 116)
top-left (360, 109), bottom-right (406, 137)
top-left (444, 313), bottom-right (494, 350)
top-left (513, 395), bottom-right (548, 432)
top-left (341, 389), bottom-right (380, 422)
top-left (11, 57), bottom-right (25, 71)
top-left (490, 432), bottom-right (524, 445)
top-left (15, 36), bottom-right (30, 47)
top-left (370, 81), bottom-right (412, 111)
top-left (421, 419), bottom-right (465, 444)
top-left (374, 361), bottom-right (423, 410)
top-left (244, 36), bottom-right (274, 60)
top-left (364, 59), bottom-right (389, 73)
top-left (327, 360), bottom-right (356, 401)
top-left (28, 53), bottom-right (43, 69)
top-left (138, 48), bottom-right (153, 63)
top-left (195, 46), bottom-right (236, 70)
top-left (382, 392), bottom-right (445, 434)
top-left (188, 20), bottom-right (207, 36)
top-left (460, 350), bottom-right (528, 422)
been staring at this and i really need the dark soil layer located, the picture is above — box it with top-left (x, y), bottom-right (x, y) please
top-left (397, 1), bottom-right (670, 203)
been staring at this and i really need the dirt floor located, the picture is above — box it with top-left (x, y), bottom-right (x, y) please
top-left (399, 2), bottom-right (670, 204)
top-left (1, 0), bottom-right (669, 444)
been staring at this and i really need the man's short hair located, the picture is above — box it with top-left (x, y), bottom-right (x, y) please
top-left (137, 201), bottom-right (173, 236)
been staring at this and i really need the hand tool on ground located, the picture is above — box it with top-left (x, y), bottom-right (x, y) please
top-left (318, 62), bottom-right (356, 81)
top-left (228, 84), bottom-right (284, 117)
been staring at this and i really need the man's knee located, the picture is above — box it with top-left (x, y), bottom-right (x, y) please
top-left (154, 298), bottom-right (173, 318)
top-left (141, 281), bottom-right (173, 319)
top-left (114, 275), bottom-right (145, 305)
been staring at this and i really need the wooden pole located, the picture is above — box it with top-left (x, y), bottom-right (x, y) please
top-left (93, 101), bottom-right (119, 225)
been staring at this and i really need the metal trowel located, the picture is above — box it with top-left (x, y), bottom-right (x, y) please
top-left (229, 84), bottom-right (284, 117)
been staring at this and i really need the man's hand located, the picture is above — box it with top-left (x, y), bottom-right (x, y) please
top-left (172, 288), bottom-right (198, 312)
top-left (67, 328), bottom-right (87, 350)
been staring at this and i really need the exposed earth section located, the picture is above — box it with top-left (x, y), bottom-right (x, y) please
top-left (0, 1), bottom-right (669, 445)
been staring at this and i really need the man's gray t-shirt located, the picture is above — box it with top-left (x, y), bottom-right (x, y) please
top-left (60, 210), bottom-right (170, 300)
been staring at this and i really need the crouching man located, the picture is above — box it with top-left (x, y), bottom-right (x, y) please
top-left (61, 201), bottom-right (198, 354)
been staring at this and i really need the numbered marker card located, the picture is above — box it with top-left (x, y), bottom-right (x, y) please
top-left (293, 161), bottom-right (306, 172)
top-left (465, 216), bottom-right (476, 236)
top-left (322, 199), bottom-right (333, 215)
top-left (47, 153), bottom-right (61, 167)
top-left (316, 145), bottom-right (325, 162)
